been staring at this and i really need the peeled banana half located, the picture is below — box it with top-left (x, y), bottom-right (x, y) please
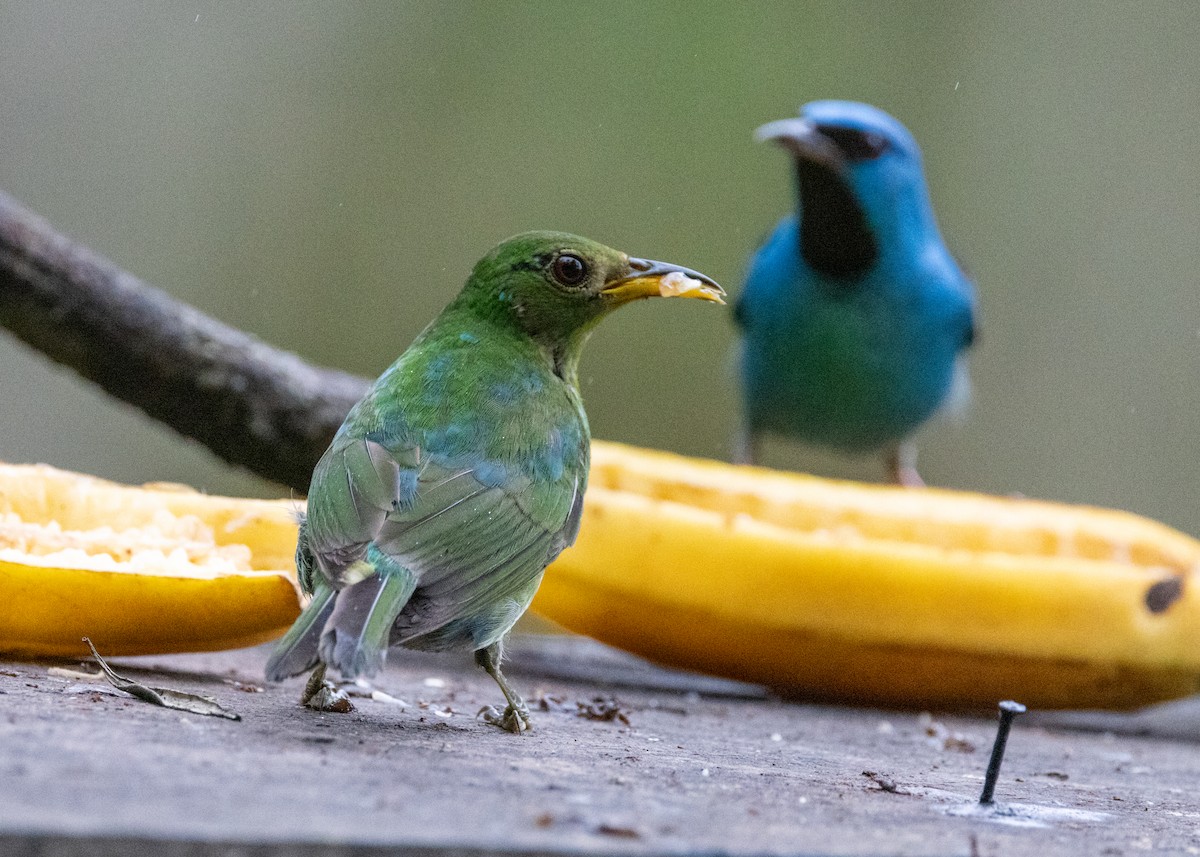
top-left (532, 442), bottom-right (1200, 710)
top-left (0, 463), bottom-right (301, 657)
top-left (1, 447), bottom-right (1197, 710)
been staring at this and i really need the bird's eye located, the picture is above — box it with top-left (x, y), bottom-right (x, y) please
top-left (551, 253), bottom-right (588, 287)
top-left (817, 125), bottom-right (890, 161)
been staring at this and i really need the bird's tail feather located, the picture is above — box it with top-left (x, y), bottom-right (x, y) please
top-left (264, 580), bottom-right (336, 682)
top-left (318, 548), bottom-right (417, 679)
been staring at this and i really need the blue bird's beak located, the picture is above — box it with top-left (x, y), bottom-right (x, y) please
top-left (754, 117), bottom-right (846, 172)
top-left (601, 257), bottom-right (726, 305)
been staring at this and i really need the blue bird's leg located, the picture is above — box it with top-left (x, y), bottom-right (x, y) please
top-left (886, 441), bottom-right (925, 487)
top-left (731, 418), bottom-right (762, 466)
top-left (475, 640), bottom-right (532, 734)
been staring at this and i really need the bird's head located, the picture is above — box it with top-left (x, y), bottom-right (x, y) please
top-left (463, 231), bottom-right (724, 350)
top-left (756, 100), bottom-right (933, 280)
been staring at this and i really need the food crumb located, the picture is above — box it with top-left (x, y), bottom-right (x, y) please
top-left (658, 271), bottom-right (722, 302)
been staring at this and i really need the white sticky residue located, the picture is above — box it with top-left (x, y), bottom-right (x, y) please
top-left (945, 801), bottom-right (1109, 828)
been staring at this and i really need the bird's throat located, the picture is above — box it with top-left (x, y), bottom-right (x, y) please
top-left (545, 333), bottom-right (588, 388)
top-left (795, 159), bottom-right (879, 282)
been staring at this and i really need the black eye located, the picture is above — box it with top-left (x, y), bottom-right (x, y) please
top-left (551, 253), bottom-right (588, 286)
top-left (816, 125), bottom-right (889, 162)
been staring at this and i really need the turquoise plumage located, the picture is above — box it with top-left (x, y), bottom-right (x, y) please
top-left (735, 101), bottom-right (976, 484)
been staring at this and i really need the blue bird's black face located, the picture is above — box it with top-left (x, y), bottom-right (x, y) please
top-left (811, 124), bottom-right (891, 163)
top-left (782, 125), bottom-right (880, 281)
top-left (755, 103), bottom-right (936, 283)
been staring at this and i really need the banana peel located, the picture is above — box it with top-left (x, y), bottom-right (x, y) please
top-left (530, 442), bottom-right (1200, 710)
top-left (2, 448), bottom-right (1198, 711)
top-left (0, 463), bottom-right (301, 657)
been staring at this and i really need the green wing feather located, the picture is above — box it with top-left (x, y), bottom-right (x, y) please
top-left (263, 579), bottom-right (335, 681)
top-left (317, 546), bottom-right (417, 677)
top-left (267, 309), bottom-right (589, 681)
top-left (268, 426), bottom-right (583, 679)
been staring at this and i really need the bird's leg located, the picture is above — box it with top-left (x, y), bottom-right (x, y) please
top-left (731, 423), bottom-right (761, 466)
top-left (887, 442), bottom-right (925, 488)
top-left (300, 662), bottom-right (354, 713)
top-left (475, 641), bottom-right (532, 734)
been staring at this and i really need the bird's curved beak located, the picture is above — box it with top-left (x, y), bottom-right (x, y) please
top-left (754, 117), bottom-right (845, 172)
top-left (601, 257), bottom-right (726, 305)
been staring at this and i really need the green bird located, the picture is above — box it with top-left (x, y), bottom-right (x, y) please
top-left (265, 231), bottom-right (723, 732)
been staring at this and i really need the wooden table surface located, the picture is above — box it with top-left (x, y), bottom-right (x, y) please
top-left (1, 635), bottom-right (1197, 856)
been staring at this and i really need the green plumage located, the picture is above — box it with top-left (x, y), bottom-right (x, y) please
top-left (265, 231), bottom-right (722, 731)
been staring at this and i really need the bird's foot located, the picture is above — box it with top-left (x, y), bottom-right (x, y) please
top-left (895, 465), bottom-right (926, 488)
top-left (301, 668), bottom-right (354, 713)
top-left (477, 702), bottom-right (533, 734)
top-left (886, 443), bottom-right (925, 488)
top-left (731, 427), bottom-right (761, 466)
top-left (474, 640), bottom-right (532, 732)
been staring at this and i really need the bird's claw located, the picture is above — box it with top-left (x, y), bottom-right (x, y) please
top-left (477, 703), bottom-right (532, 734)
top-left (301, 672), bottom-right (354, 713)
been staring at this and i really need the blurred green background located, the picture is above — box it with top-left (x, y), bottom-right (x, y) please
top-left (1, 3), bottom-right (1197, 535)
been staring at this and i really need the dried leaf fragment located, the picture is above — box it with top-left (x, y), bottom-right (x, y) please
top-left (83, 637), bottom-right (240, 720)
top-left (862, 770), bottom-right (905, 794)
top-left (595, 823), bottom-right (641, 839)
top-left (577, 696), bottom-right (631, 725)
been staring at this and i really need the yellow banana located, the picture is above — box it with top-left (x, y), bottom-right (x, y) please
top-left (531, 441), bottom-right (1200, 710)
top-left (0, 463), bottom-right (301, 657)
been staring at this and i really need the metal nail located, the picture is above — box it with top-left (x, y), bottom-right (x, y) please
top-left (979, 699), bottom-right (1026, 805)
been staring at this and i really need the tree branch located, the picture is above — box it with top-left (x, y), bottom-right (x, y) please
top-left (0, 190), bottom-right (370, 492)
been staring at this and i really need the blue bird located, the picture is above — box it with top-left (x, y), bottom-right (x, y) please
top-left (733, 101), bottom-right (976, 485)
